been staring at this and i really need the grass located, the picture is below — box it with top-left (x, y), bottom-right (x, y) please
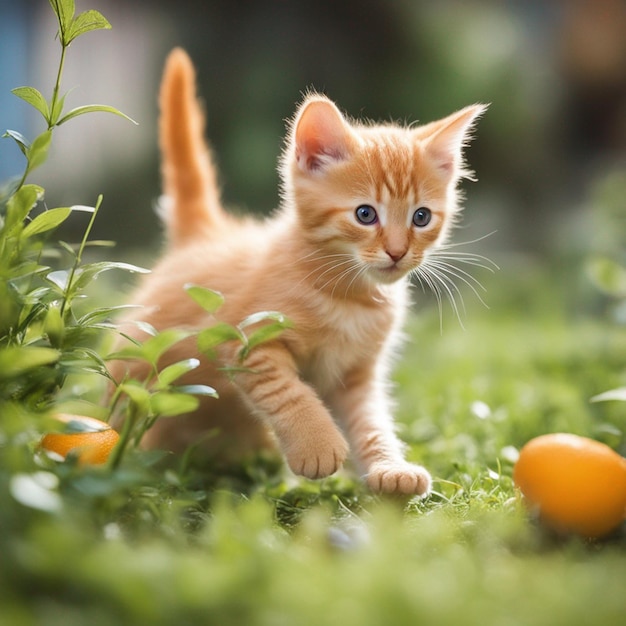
top-left (2, 266), bottom-right (626, 626)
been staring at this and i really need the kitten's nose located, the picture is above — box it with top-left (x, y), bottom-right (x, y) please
top-left (386, 249), bottom-right (406, 263)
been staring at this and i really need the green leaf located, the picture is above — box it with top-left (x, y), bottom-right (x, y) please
top-left (12, 87), bottom-right (50, 122)
top-left (150, 391), bottom-right (199, 417)
top-left (66, 10), bottom-right (111, 44)
top-left (0, 346), bottom-right (60, 379)
top-left (157, 358), bottom-right (200, 388)
top-left (6, 184), bottom-right (45, 230)
top-left (22, 207), bottom-right (71, 238)
top-left (57, 104), bottom-right (137, 127)
top-left (77, 304), bottom-right (142, 326)
top-left (49, 0), bottom-right (76, 38)
top-left (72, 261), bottom-right (150, 290)
top-left (238, 310), bottom-right (290, 329)
top-left (49, 91), bottom-right (68, 127)
top-left (46, 270), bottom-right (70, 292)
top-left (3, 130), bottom-right (30, 157)
top-left (245, 319), bottom-right (293, 352)
top-left (140, 329), bottom-right (192, 366)
top-left (27, 130), bottom-right (52, 172)
top-left (119, 381), bottom-right (151, 413)
top-left (44, 304), bottom-right (64, 348)
top-left (185, 284), bottom-right (225, 314)
top-left (175, 384), bottom-right (218, 398)
top-left (198, 322), bottom-right (245, 357)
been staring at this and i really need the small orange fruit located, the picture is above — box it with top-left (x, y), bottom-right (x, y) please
top-left (513, 433), bottom-right (626, 538)
top-left (40, 414), bottom-right (119, 466)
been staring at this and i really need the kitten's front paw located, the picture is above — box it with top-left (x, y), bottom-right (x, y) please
top-left (284, 430), bottom-right (349, 480)
top-left (366, 461), bottom-right (431, 496)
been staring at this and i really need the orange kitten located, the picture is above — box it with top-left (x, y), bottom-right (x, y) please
top-left (110, 48), bottom-right (487, 495)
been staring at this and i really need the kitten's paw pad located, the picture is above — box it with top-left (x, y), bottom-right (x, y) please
top-left (285, 433), bottom-right (349, 480)
top-left (366, 462), bottom-right (431, 496)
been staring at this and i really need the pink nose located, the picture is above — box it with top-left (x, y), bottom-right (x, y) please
top-left (386, 249), bottom-right (406, 263)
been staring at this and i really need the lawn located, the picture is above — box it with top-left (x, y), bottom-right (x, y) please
top-left (2, 3), bottom-right (625, 624)
top-left (2, 264), bottom-right (625, 626)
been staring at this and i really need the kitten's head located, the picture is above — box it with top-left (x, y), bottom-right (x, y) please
top-left (280, 94), bottom-right (487, 288)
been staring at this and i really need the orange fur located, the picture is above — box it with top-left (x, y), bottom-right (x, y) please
top-left (109, 49), bottom-right (487, 495)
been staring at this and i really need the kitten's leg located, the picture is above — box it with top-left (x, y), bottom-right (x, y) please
top-left (233, 344), bottom-right (349, 479)
top-left (331, 370), bottom-right (431, 496)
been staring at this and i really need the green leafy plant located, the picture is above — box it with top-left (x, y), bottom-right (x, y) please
top-left (1, 0), bottom-right (293, 479)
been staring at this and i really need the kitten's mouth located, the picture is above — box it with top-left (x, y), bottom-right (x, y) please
top-left (370, 262), bottom-right (406, 283)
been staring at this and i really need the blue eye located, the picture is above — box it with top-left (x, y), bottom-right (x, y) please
top-left (355, 205), bottom-right (378, 225)
top-left (413, 207), bottom-right (432, 227)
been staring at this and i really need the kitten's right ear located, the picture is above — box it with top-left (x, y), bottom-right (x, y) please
top-left (293, 97), bottom-right (354, 173)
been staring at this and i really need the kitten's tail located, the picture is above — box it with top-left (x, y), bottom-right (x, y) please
top-left (158, 48), bottom-right (225, 242)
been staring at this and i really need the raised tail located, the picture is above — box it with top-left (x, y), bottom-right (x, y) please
top-left (158, 48), bottom-right (224, 243)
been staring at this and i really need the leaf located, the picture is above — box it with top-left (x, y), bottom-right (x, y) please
top-left (591, 388), bottom-right (626, 403)
top-left (140, 329), bottom-right (192, 366)
top-left (49, 0), bottom-right (76, 39)
top-left (175, 384), bottom-right (218, 398)
top-left (49, 91), bottom-right (68, 127)
top-left (46, 269), bottom-right (70, 292)
top-left (245, 319), bottom-right (293, 352)
top-left (150, 391), bottom-right (199, 417)
top-left (111, 329), bottom-right (192, 366)
top-left (185, 284), bottom-right (225, 314)
top-left (22, 207), bottom-right (71, 238)
top-left (44, 304), bottom-right (64, 348)
top-left (6, 184), bottom-right (45, 230)
top-left (238, 310), bottom-right (291, 329)
top-left (197, 322), bottom-right (245, 356)
top-left (73, 261), bottom-right (150, 290)
top-left (3, 129), bottom-right (30, 156)
top-left (0, 346), bottom-right (60, 379)
top-left (12, 86), bottom-right (50, 122)
top-left (66, 10), bottom-right (111, 44)
top-left (157, 358), bottom-right (200, 388)
top-left (57, 104), bottom-right (137, 127)
top-left (119, 382), bottom-right (151, 413)
top-left (77, 304), bottom-right (142, 326)
top-left (27, 130), bottom-right (52, 172)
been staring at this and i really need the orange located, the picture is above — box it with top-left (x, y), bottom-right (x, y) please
top-left (513, 433), bottom-right (626, 538)
top-left (40, 413), bottom-right (119, 466)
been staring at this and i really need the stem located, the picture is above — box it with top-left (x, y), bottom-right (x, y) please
top-left (49, 42), bottom-right (68, 129)
top-left (59, 194), bottom-right (102, 318)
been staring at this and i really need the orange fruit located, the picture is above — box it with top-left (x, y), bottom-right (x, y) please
top-left (40, 413), bottom-right (119, 466)
top-left (513, 433), bottom-right (626, 538)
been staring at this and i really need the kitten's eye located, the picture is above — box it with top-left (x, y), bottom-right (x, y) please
top-left (412, 207), bottom-right (432, 228)
top-left (355, 205), bottom-right (378, 225)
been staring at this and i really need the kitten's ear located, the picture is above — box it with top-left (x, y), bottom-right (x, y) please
top-left (421, 104), bottom-right (488, 179)
top-left (293, 96), bottom-right (354, 173)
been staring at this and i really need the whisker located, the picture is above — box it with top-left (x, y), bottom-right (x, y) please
top-left (424, 259), bottom-right (490, 308)
top-left (414, 263), bottom-right (467, 330)
top-left (437, 231), bottom-right (498, 250)
top-left (412, 266), bottom-right (444, 333)
top-left (429, 251), bottom-right (499, 273)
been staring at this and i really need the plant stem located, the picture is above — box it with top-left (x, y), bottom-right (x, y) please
top-left (59, 194), bottom-right (102, 318)
top-left (49, 42), bottom-right (67, 129)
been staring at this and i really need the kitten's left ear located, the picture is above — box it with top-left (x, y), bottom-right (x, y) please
top-left (422, 104), bottom-right (488, 180)
top-left (292, 96), bottom-right (355, 173)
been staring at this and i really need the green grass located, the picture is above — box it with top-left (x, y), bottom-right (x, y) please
top-left (2, 268), bottom-right (626, 626)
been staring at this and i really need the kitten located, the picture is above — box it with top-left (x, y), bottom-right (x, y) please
top-left (110, 48), bottom-right (487, 495)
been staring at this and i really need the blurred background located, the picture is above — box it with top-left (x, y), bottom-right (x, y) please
top-left (1, 0), bottom-right (625, 299)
